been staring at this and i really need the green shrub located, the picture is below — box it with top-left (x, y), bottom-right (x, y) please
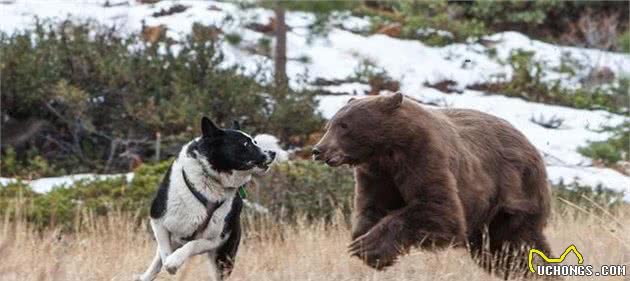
top-left (451, 1), bottom-right (628, 50)
top-left (465, 0), bottom-right (562, 32)
top-left (224, 32), bottom-right (242, 45)
top-left (0, 20), bottom-right (323, 176)
top-left (552, 181), bottom-right (625, 213)
top-left (3, 159), bottom-right (628, 230)
top-left (356, 0), bottom-right (486, 44)
top-left (258, 1), bottom-right (360, 38)
top-left (0, 181), bottom-right (37, 221)
top-left (0, 160), bottom-right (355, 229)
top-left (579, 142), bottom-right (621, 165)
top-left (579, 121), bottom-right (629, 165)
top-left (0, 147), bottom-right (64, 179)
top-left (0, 161), bottom-right (171, 230)
top-left (263, 0), bottom-right (627, 50)
top-left (619, 31), bottom-right (630, 53)
top-left (501, 50), bottom-right (555, 102)
top-left (255, 160), bottom-right (355, 221)
top-left (471, 51), bottom-right (630, 114)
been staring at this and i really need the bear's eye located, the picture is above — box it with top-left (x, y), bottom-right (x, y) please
top-left (339, 122), bottom-right (348, 129)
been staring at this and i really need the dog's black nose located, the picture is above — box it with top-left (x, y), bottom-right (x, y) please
top-left (312, 147), bottom-right (321, 156)
top-left (268, 151), bottom-right (276, 160)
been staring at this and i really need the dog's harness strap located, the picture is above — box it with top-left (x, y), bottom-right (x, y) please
top-left (181, 169), bottom-right (224, 241)
top-left (182, 169), bottom-right (210, 207)
top-left (184, 199), bottom-right (223, 241)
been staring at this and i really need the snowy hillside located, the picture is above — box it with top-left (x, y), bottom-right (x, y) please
top-left (1, 0), bottom-right (628, 200)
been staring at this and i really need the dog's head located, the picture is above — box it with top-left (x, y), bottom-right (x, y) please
top-left (189, 117), bottom-right (276, 174)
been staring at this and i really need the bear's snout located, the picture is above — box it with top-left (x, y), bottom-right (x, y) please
top-left (312, 145), bottom-right (346, 167)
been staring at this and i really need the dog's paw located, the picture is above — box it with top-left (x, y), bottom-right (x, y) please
top-left (164, 254), bottom-right (184, 275)
top-left (132, 273), bottom-right (145, 281)
top-left (164, 264), bottom-right (178, 275)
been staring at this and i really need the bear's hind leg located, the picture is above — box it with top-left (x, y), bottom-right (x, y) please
top-left (468, 229), bottom-right (495, 275)
top-left (486, 211), bottom-right (553, 280)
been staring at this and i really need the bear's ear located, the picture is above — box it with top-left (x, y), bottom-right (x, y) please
top-left (382, 92), bottom-right (403, 111)
top-left (347, 97), bottom-right (357, 104)
top-left (232, 120), bottom-right (241, 130)
top-left (201, 116), bottom-right (223, 138)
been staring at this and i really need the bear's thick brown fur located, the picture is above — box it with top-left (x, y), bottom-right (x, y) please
top-left (313, 93), bottom-right (552, 279)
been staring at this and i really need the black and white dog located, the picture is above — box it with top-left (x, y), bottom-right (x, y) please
top-left (135, 117), bottom-right (275, 281)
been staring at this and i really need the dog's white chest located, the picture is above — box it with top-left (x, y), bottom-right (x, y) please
top-left (205, 198), bottom-right (234, 236)
top-left (163, 196), bottom-right (234, 245)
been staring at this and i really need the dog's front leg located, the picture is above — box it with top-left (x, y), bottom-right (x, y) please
top-left (206, 252), bottom-right (222, 281)
top-left (150, 219), bottom-right (173, 262)
top-left (134, 248), bottom-right (162, 281)
top-left (164, 239), bottom-right (223, 275)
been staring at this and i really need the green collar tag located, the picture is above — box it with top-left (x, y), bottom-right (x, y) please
top-left (238, 184), bottom-right (247, 199)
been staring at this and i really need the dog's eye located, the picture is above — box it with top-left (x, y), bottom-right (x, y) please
top-left (339, 122), bottom-right (348, 129)
top-left (243, 142), bottom-right (248, 147)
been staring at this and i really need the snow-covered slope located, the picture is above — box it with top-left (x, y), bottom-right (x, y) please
top-left (1, 0), bottom-right (628, 200)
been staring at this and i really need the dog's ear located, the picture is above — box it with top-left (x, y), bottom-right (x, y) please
top-left (232, 120), bottom-right (241, 130)
top-left (201, 116), bottom-right (222, 138)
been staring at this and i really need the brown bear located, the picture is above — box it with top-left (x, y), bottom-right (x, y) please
top-left (312, 93), bottom-right (552, 279)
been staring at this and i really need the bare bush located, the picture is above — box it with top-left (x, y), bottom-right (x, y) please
top-left (562, 9), bottom-right (620, 50)
top-left (530, 114), bottom-right (565, 129)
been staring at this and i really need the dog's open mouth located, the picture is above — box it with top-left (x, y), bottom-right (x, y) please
top-left (256, 158), bottom-right (274, 170)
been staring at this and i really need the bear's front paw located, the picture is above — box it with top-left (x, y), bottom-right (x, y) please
top-left (163, 254), bottom-right (185, 275)
top-left (348, 223), bottom-right (404, 270)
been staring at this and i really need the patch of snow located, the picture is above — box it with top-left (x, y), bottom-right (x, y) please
top-left (316, 95), bottom-right (355, 119)
top-left (243, 198), bottom-right (269, 214)
top-left (0, 173), bottom-right (134, 193)
top-left (547, 166), bottom-right (630, 201)
top-left (0, 173), bottom-right (272, 212)
top-left (318, 82), bottom-right (370, 96)
top-left (254, 134), bottom-right (289, 162)
top-left (334, 12), bottom-right (371, 33)
top-left (413, 88), bottom-right (624, 167)
top-left (416, 27), bottom-right (454, 39)
top-left (0, 177), bottom-right (17, 186)
top-left (486, 32), bottom-right (630, 87)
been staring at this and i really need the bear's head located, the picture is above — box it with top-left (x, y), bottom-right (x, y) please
top-left (312, 93), bottom-right (404, 167)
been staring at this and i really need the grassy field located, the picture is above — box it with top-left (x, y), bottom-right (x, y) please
top-left (0, 205), bottom-right (628, 281)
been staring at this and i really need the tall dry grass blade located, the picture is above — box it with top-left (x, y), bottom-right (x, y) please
top-left (580, 194), bottom-right (626, 228)
top-left (558, 197), bottom-right (630, 248)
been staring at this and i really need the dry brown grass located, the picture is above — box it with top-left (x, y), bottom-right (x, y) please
top-left (1, 205), bottom-right (629, 281)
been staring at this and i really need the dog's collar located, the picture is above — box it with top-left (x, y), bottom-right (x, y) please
top-left (238, 185), bottom-right (247, 199)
